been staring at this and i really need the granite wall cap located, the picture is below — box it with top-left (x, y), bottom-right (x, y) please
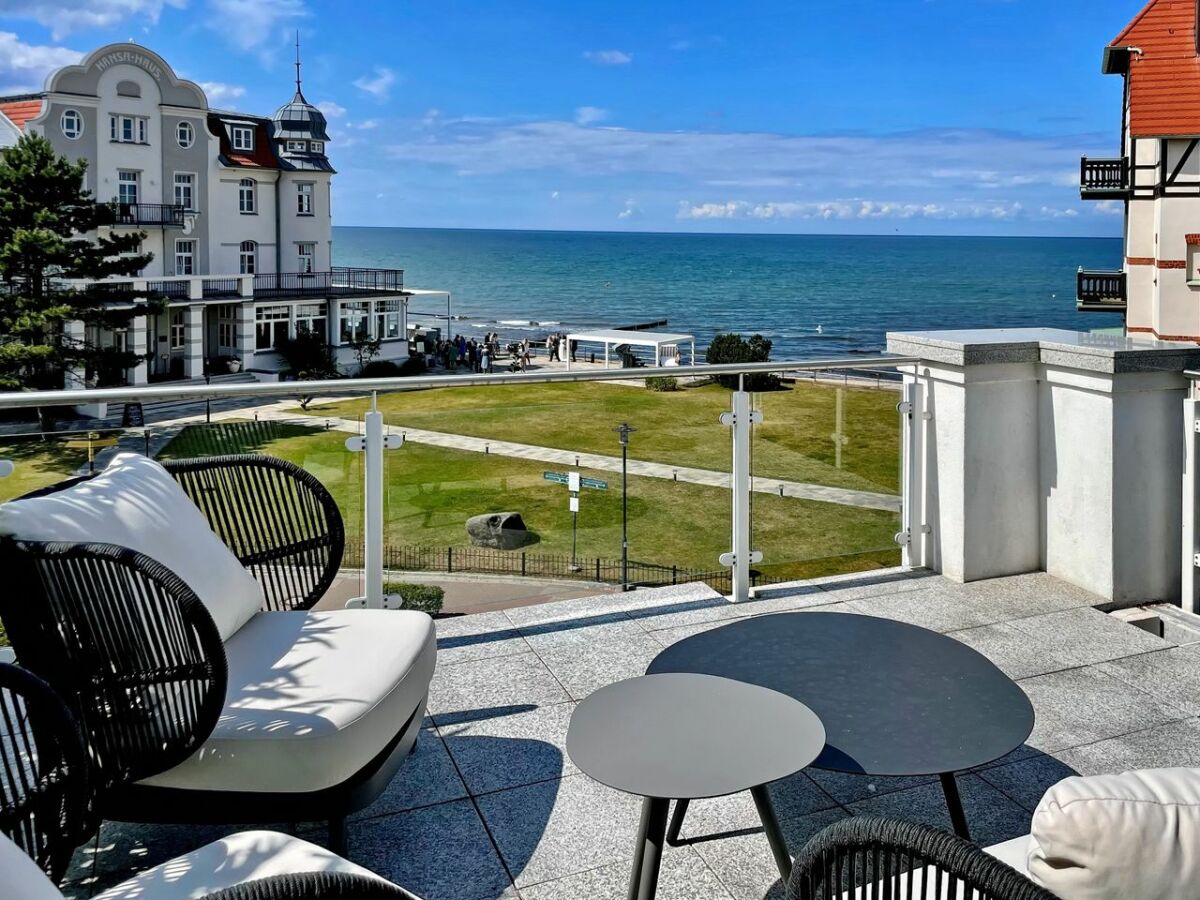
top-left (886, 328), bottom-right (1200, 374)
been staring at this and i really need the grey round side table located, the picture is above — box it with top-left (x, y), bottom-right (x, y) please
top-left (566, 672), bottom-right (826, 900)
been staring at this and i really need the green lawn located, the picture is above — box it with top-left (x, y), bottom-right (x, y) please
top-left (162, 421), bottom-right (901, 581)
top-left (299, 379), bottom-right (901, 495)
top-left (0, 437), bottom-right (90, 503)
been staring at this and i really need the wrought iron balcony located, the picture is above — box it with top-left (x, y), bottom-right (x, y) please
top-left (108, 202), bottom-right (188, 227)
top-left (1076, 268), bottom-right (1127, 312)
top-left (252, 267), bottom-right (405, 299)
top-left (1080, 157), bottom-right (1129, 199)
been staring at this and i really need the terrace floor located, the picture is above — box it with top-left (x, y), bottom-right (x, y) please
top-left (65, 568), bottom-right (1200, 900)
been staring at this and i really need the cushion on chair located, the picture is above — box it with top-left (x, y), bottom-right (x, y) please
top-left (0, 832), bottom-right (64, 900)
top-left (0, 452), bottom-right (263, 641)
top-left (137, 609), bottom-right (437, 794)
top-left (1028, 767), bottom-right (1200, 900)
top-left (91, 830), bottom-right (388, 900)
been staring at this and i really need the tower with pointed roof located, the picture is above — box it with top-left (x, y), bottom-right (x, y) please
top-left (272, 34), bottom-right (334, 175)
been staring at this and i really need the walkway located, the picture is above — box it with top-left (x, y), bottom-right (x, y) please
top-left (248, 405), bottom-right (901, 513)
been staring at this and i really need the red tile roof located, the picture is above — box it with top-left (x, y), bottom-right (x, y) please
top-left (1110, 0), bottom-right (1200, 136)
top-left (0, 98), bottom-right (43, 130)
top-left (207, 115), bottom-right (281, 169)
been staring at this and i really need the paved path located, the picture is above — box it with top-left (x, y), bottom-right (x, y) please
top-left (247, 405), bottom-right (901, 513)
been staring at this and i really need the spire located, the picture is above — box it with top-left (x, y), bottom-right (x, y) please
top-left (294, 30), bottom-right (303, 98)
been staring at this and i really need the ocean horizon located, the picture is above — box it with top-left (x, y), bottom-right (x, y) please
top-left (332, 226), bottom-right (1124, 359)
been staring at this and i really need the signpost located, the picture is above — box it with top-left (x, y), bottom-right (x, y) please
top-left (63, 431), bottom-right (119, 472)
top-left (544, 470), bottom-right (608, 571)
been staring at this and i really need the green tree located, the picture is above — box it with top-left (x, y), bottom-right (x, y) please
top-left (704, 332), bottom-right (778, 390)
top-left (0, 134), bottom-right (158, 391)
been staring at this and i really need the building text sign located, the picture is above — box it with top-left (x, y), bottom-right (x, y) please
top-left (93, 51), bottom-right (163, 80)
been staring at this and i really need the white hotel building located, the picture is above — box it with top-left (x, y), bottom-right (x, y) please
top-left (0, 42), bottom-right (441, 385)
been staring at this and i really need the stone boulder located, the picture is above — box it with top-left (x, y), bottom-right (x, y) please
top-left (466, 512), bottom-right (532, 550)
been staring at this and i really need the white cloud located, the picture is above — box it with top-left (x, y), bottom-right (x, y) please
top-left (0, 32), bottom-right (81, 93)
top-left (206, 0), bottom-right (307, 51)
top-left (1092, 199), bottom-right (1124, 216)
top-left (617, 198), bottom-right (640, 220)
top-left (1039, 205), bottom-right (1080, 219)
top-left (583, 49), bottom-right (632, 65)
top-left (676, 198), bottom-right (1027, 222)
top-left (199, 80), bottom-right (245, 107)
top-left (0, 0), bottom-right (184, 40)
top-left (355, 118), bottom-right (379, 129)
top-left (354, 66), bottom-right (397, 100)
top-left (317, 100), bottom-right (346, 118)
top-left (550, 190), bottom-right (560, 199)
top-left (575, 106), bottom-right (608, 126)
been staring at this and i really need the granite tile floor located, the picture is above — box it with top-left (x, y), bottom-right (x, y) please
top-left (63, 569), bottom-right (1200, 900)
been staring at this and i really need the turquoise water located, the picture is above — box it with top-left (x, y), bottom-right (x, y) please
top-left (333, 227), bottom-right (1124, 359)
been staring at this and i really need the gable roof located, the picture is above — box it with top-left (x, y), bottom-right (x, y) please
top-left (1107, 0), bottom-right (1200, 136)
top-left (0, 96), bottom-right (44, 131)
top-left (207, 114), bottom-right (281, 169)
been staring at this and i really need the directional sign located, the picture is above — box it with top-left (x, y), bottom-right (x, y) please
top-left (543, 471), bottom-right (570, 485)
top-left (545, 471), bottom-right (609, 490)
top-left (580, 477), bottom-right (608, 490)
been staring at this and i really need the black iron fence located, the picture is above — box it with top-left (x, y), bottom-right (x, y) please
top-left (147, 279), bottom-right (189, 299)
top-left (253, 267), bottom-right (404, 299)
top-left (108, 202), bottom-right (187, 227)
top-left (1076, 269), bottom-right (1127, 306)
top-left (202, 277), bottom-right (241, 298)
top-left (1080, 157), bottom-right (1128, 197)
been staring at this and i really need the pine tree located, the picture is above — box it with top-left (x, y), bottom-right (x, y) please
top-left (0, 133), bottom-right (160, 390)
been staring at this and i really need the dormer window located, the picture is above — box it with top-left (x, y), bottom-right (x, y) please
top-left (286, 140), bottom-right (306, 152)
top-left (231, 125), bottom-right (254, 151)
top-left (311, 141), bottom-right (324, 154)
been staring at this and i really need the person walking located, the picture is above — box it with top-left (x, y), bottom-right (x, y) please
top-left (481, 342), bottom-right (492, 374)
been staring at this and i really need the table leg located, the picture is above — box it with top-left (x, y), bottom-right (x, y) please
top-left (627, 797), bottom-right (670, 900)
top-left (939, 772), bottom-right (971, 840)
top-left (666, 799), bottom-right (690, 846)
top-left (750, 784), bottom-right (792, 881)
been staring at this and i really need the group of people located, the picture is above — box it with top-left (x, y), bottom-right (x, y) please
top-left (545, 332), bottom-right (577, 363)
top-left (427, 330), bottom-right (578, 373)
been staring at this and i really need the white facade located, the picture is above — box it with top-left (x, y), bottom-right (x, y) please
top-left (0, 43), bottom-right (418, 385)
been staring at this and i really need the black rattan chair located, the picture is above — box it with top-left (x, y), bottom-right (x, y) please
top-left (0, 662), bottom-right (92, 884)
top-left (786, 817), bottom-right (1056, 900)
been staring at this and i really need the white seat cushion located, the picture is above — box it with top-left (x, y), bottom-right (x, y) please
top-left (1, 832), bottom-right (64, 900)
top-left (138, 609), bottom-right (437, 793)
top-left (1028, 768), bottom-right (1200, 900)
top-left (984, 834), bottom-right (1033, 877)
top-left (0, 452), bottom-right (263, 641)
top-left (92, 830), bottom-right (389, 900)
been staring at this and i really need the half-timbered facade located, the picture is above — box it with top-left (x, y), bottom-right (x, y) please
top-left (1078, 0), bottom-right (1200, 340)
top-left (0, 42), bottom-right (431, 385)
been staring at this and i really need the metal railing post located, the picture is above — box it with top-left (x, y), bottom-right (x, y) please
top-left (898, 373), bottom-right (928, 569)
top-left (1185, 393), bottom-right (1200, 613)
top-left (344, 392), bottom-right (402, 610)
top-left (720, 386), bottom-right (762, 602)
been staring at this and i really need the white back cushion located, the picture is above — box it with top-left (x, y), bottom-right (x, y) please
top-left (0, 452), bottom-right (263, 641)
top-left (0, 832), bottom-right (64, 900)
top-left (1028, 768), bottom-right (1200, 900)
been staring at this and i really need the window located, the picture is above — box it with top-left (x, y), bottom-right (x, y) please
top-left (61, 109), bottom-right (83, 140)
top-left (339, 301), bottom-right (369, 344)
top-left (298, 242), bottom-right (315, 273)
top-left (239, 240), bottom-right (257, 274)
top-left (311, 141), bottom-right (324, 154)
top-left (375, 298), bottom-right (402, 341)
top-left (287, 140), bottom-right (306, 152)
top-left (174, 240), bottom-right (195, 276)
top-left (177, 121), bottom-right (194, 148)
top-left (238, 178), bottom-right (256, 214)
top-left (295, 302), bottom-right (327, 339)
top-left (231, 125), bottom-right (254, 151)
top-left (117, 170), bottom-right (139, 206)
top-left (255, 305), bottom-right (290, 351)
top-left (110, 114), bottom-right (147, 144)
top-left (170, 310), bottom-right (185, 350)
top-left (173, 173), bottom-right (194, 211)
top-left (297, 182), bottom-right (313, 215)
top-left (217, 305), bottom-right (236, 349)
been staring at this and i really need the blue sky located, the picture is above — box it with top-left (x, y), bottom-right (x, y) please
top-left (0, 0), bottom-right (1143, 235)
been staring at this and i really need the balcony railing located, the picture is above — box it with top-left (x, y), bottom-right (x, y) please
top-left (1080, 157), bottom-right (1129, 199)
top-left (1076, 269), bottom-right (1127, 311)
top-left (253, 267), bottom-right (405, 299)
top-left (108, 202), bottom-right (187, 227)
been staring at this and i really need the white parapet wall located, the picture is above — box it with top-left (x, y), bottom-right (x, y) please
top-left (887, 328), bottom-right (1200, 606)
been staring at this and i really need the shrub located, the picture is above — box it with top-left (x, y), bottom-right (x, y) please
top-left (383, 581), bottom-right (445, 614)
top-left (704, 332), bottom-right (779, 391)
top-left (361, 356), bottom-right (427, 379)
top-left (645, 375), bottom-right (679, 392)
top-left (277, 330), bottom-right (338, 380)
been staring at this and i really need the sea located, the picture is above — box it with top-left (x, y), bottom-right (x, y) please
top-left (333, 227), bottom-right (1124, 360)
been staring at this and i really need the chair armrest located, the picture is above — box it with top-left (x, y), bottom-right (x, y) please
top-left (202, 871), bottom-right (423, 900)
top-left (164, 454), bottom-right (345, 612)
top-left (787, 816), bottom-right (1055, 900)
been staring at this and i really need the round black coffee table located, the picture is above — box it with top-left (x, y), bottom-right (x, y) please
top-left (647, 611), bottom-right (1034, 840)
top-left (567, 673), bottom-right (825, 900)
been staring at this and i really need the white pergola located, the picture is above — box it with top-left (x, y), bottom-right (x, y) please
top-left (565, 329), bottom-right (696, 370)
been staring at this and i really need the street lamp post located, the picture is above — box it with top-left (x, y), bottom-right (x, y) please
top-left (613, 422), bottom-right (637, 589)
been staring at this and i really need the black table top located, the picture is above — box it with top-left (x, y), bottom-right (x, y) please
top-left (566, 673), bottom-right (826, 800)
top-left (647, 612), bottom-right (1034, 777)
